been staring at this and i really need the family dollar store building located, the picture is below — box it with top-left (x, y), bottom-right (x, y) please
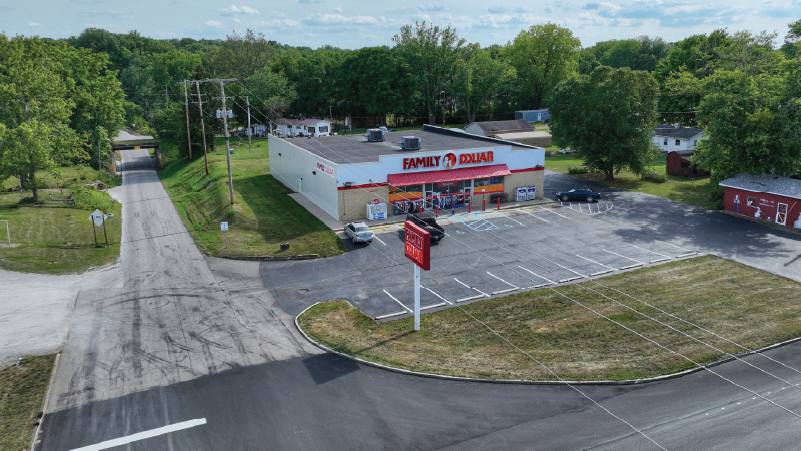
top-left (268, 125), bottom-right (546, 222)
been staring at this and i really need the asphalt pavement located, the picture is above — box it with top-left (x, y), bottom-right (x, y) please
top-left (33, 164), bottom-right (801, 450)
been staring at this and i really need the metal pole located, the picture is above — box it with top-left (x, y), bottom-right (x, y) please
top-left (196, 81), bottom-right (209, 175)
top-left (220, 81), bottom-right (235, 205)
top-left (414, 264), bottom-right (420, 331)
top-left (183, 81), bottom-right (193, 161)
top-left (246, 96), bottom-right (252, 149)
top-left (91, 215), bottom-right (97, 247)
top-left (101, 214), bottom-right (108, 247)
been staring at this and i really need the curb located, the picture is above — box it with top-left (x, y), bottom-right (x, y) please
top-left (295, 301), bottom-right (801, 386)
top-left (218, 254), bottom-right (319, 262)
top-left (30, 353), bottom-right (60, 451)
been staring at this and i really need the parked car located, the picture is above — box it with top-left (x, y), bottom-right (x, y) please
top-left (555, 188), bottom-right (601, 202)
top-left (344, 222), bottom-right (374, 243)
top-left (405, 214), bottom-right (445, 241)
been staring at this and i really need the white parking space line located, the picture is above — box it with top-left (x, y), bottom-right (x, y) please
top-left (654, 239), bottom-right (695, 253)
top-left (575, 254), bottom-right (616, 270)
top-left (497, 211), bottom-right (526, 227)
top-left (603, 249), bottom-right (645, 266)
top-left (517, 266), bottom-right (556, 285)
top-left (627, 243), bottom-right (670, 259)
top-left (70, 419), bottom-right (207, 451)
top-left (373, 235), bottom-right (386, 246)
top-left (544, 208), bottom-right (571, 219)
top-left (487, 272), bottom-right (520, 289)
top-left (454, 278), bottom-right (489, 297)
top-left (375, 311), bottom-right (407, 320)
top-left (423, 286), bottom-right (453, 305)
top-left (521, 210), bottom-right (550, 223)
top-left (383, 289), bottom-right (413, 313)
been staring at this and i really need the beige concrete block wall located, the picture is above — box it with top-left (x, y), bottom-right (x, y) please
top-left (339, 185), bottom-right (390, 221)
top-left (505, 170), bottom-right (545, 200)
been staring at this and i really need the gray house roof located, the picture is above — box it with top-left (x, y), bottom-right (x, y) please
top-left (719, 173), bottom-right (801, 200)
top-left (655, 125), bottom-right (704, 140)
top-left (470, 120), bottom-right (534, 133)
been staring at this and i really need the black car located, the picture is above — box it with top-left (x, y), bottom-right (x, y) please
top-left (405, 214), bottom-right (445, 241)
top-left (555, 188), bottom-right (602, 202)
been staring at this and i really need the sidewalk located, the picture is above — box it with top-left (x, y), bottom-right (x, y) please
top-left (289, 192), bottom-right (557, 231)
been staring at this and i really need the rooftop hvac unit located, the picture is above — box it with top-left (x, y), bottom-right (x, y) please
top-left (400, 136), bottom-right (421, 150)
top-left (366, 129), bottom-right (384, 142)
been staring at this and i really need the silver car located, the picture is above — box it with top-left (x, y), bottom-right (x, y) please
top-left (344, 222), bottom-right (374, 243)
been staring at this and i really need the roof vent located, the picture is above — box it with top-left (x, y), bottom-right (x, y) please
top-left (400, 136), bottom-right (422, 150)
top-left (366, 129), bottom-right (384, 142)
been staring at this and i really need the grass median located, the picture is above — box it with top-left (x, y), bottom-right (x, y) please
top-left (158, 138), bottom-right (346, 258)
top-left (0, 185), bottom-right (122, 275)
top-left (298, 256), bottom-right (801, 381)
top-left (0, 355), bottom-right (56, 451)
top-left (545, 153), bottom-right (721, 210)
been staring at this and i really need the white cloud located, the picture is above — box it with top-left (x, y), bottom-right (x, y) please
top-left (233, 18), bottom-right (241, 23)
top-left (476, 13), bottom-right (549, 28)
top-left (334, 6), bottom-right (342, 12)
top-left (302, 13), bottom-right (379, 25)
top-left (261, 19), bottom-right (301, 27)
top-left (28, 22), bottom-right (41, 26)
top-left (299, 0), bottom-right (325, 3)
top-left (488, 6), bottom-right (507, 13)
top-left (219, 5), bottom-right (260, 15)
top-left (205, 19), bottom-right (224, 28)
top-left (418, 4), bottom-right (447, 11)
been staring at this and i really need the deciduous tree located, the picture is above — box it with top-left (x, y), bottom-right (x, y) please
top-left (549, 66), bottom-right (660, 181)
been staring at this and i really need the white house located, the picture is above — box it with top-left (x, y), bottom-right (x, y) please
top-left (248, 124), bottom-right (267, 137)
top-left (301, 119), bottom-right (331, 137)
top-left (653, 125), bottom-right (704, 152)
top-left (276, 119), bottom-right (304, 137)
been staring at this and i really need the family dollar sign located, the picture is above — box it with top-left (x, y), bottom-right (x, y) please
top-left (404, 221), bottom-right (431, 271)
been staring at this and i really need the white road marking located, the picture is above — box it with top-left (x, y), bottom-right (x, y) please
top-left (521, 210), bottom-right (550, 223)
top-left (453, 278), bottom-right (489, 297)
top-left (517, 266), bottom-right (556, 284)
top-left (375, 311), bottom-right (407, 320)
top-left (423, 286), bottom-right (452, 304)
top-left (71, 418), bottom-right (207, 451)
top-left (373, 235), bottom-right (386, 246)
top-left (603, 249), bottom-right (645, 264)
top-left (544, 208), bottom-right (571, 219)
top-left (627, 243), bottom-right (670, 258)
top-left (487, 272), bottom-right (519, 289)
top-left (383, 289), bottom-right (412, 313)
top-left (497, 211), bottom-right (526, 227)
top-left (654, 239), bottom-right (694, 252)
top-left (575, 254), bottom-right (615, 269)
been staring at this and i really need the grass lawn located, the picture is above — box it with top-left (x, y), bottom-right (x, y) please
top-left (158, 137), bottom-right (346, 258)
top-left (0, 355), bottom-right (55, 451)
top-left (0, 185), bottom-right (122, 274)
top-left (544, 153), bottom-right (722, 210)
top-left (298, 256), bottom-right (801, 381)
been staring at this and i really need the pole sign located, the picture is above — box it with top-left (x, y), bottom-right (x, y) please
top-left (404, 221), bottom-right (431, 271)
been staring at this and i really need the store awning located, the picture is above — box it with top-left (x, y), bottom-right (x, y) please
top-left (387, 164), bottom-right (511, 187)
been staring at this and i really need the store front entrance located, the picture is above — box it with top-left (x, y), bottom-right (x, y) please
top-left (389, 175), bottom-right (507, 216)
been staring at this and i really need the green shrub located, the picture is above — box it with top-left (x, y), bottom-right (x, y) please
top-left (640, 172), bottom-right (667, 183)
top-left (568, 166), bottom-right (588, 174)
top-left (72, 186), bottom-right (110, 211)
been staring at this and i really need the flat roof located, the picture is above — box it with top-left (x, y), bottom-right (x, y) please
top-left (280, 125), bottom-right (539, 165)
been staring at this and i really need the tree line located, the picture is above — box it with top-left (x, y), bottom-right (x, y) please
top-left (1, 19), bottom-right (799, 196)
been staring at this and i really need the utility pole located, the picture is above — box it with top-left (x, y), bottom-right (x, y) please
top-left (195, 81), bottom-right (209, 175)
top-left (182, 81), bottom-right (193, 161)
top-left (220, 81), bottom-right (235, 205)
top-left (246, 96), bottom-right (252, 149)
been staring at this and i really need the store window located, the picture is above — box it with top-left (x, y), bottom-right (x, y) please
top-left (474, 176), bottom-right (504, 193)
top-left (390, 185), bottom-right (424, 214)
top-left (319, 126), bottom-right (329, 133)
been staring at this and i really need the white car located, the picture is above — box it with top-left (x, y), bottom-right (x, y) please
top-left (344, 222), bottom-right (374, 243)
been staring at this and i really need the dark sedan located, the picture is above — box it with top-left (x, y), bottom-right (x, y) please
top-left (555, 188), bottom-right (601, 202)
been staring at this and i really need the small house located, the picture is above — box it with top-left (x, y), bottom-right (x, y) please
top-left (277, 119), bottom-right (305, 137)
top-left (654, 125), bottom-right (704, 152)
top-left (719, 173), bottom-right (801, 228)
top-left (301, 119), bottom-right (331, 137)
top-left (515, 109), bottom-right (550, 122)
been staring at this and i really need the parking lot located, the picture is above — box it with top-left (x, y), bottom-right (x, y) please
top-left (262, 204), bottom-right (699, 320)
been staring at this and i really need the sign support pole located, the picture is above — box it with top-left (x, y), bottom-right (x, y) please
top-left (101, 215), bottom-right (108, 247)
top-left (414, 264), bottom-right (421, 331)
top-left (90, 215), bottom-right (98, 247)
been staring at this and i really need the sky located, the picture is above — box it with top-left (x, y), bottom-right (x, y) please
top-left (2, 0), bottom-right (800, 49)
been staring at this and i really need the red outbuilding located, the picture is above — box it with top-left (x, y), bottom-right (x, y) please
top-left (719, 173), bottom-right (801, 229)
